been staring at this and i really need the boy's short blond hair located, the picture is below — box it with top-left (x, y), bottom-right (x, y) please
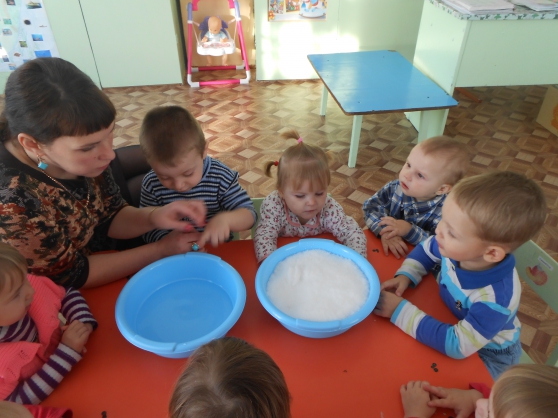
top-left (0, 243), bottom-right (27, 293)
top-left (139, 106), bottom-right (205, 167)
top-left (418, 136), bottom-right (470, 185)
top-left (493, 364), bottom-right (558, 418)
top-left (452, 171), bottom-right (547, 250)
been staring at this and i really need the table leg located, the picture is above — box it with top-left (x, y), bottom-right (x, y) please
top-left (417, 109), bottom-right (447, 142)
top-left (320, 85), bottom-right (328, 116)
top-left (348, 115), bottom-right (362, 168)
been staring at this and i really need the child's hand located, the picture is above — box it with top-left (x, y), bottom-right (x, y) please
top-left (373, 290), bottom-right (404, 318)
top-left (157, 230), bottom-right (204, 257)
top-left (199, 214), bottom-right (231, 247)
top-left (423, 383), bottom-right (483, 418)
top-left (379, 217), bottom-right (412, 240)
top-left (381, 235), bottom-right (408, 259)
top-left (150, 200), bottom-right (206, 232)
top-left (381, 275), bottom-right (411, 297)
top-left (401, 381), bottom-right (437, 418)
top-left (61, 320), bottom-right (93, 354)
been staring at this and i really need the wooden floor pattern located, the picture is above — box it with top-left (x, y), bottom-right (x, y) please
top-left (7, 75), bottom-right (558, 363)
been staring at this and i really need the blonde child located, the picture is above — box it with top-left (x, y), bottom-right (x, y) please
top-left (374, 171), bottom-right (547, 379)
top-left (0, 243), bottom-right (97, 404)
top-left (0, 401), bottom-right (71, 418)
top-left (139, 106), bottom-right (256, 249)
top-left (253, 130), bottom-right (366, 262)
top-left (363, 136), bottom-right (469, 259)
top-left (400, 364), bottom-right (558, 418)
top-left (169, 337), bottom-right (291, 418)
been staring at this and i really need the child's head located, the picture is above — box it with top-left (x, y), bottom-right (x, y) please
top-left (436, 171), bottom-right (547, 267)
top-left (399, 136), bottom-right (469, 201)
top-left (169, 337), bottom-right (291, 418)
top-left (477, 364), bottom-right (558, 418)
top-left (265, 130), bottom-right (330, 224)
top-left (0, 243), bottom-right (34, 327)
top-left (208, 16), bottom-right (223, 34)
top-left (139, 106), bottom-right (207, 192)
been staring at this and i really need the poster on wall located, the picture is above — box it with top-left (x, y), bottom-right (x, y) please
top-left (0, 0), bottom-right (59, 72)
top-left (268, 0), bottom-right (327, 21)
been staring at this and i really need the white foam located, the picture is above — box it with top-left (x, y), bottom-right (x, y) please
top-left (266, 249), bottom-right (369, 322)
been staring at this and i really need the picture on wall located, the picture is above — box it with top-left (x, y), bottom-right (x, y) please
top-left (0, 0), bottom-right (59, 72)
top-left (268, 0), bottom-right (327, 21)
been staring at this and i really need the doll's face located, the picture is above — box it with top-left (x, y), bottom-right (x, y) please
top-left (208, 18), bottom-right (222, 34)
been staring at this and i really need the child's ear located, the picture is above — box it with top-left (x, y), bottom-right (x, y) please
top-left (483, 245), bottom-right (507, 263)
top-left (435, 184), bottom-right (452, 196)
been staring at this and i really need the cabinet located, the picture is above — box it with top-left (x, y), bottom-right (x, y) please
top-left (13, 0), bottom-right (185, 90)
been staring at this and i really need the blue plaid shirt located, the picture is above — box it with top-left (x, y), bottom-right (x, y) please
top-left (362, 180), bottom-right (446, 245)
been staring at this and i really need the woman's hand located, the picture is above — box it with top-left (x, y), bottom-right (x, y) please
top-left (150, 201), bottom-right (206, 232)
top-left (156, 230), bottom-right (204, 258)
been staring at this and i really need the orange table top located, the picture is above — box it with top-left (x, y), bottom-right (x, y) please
top-left (42, 231), bottom-right (491, 417)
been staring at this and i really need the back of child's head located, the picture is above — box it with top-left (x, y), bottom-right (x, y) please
top-left (169, 337), bottom-right (291, 418)
top-left (139, 106), bottom-right (205, 167)
top-left (418, 136), bottom-right (470, 185)
top-left (492, 364), bottom-right (558, 418)
top-left (451, 171), bottom-right (546, 250)
top-left (0, 242), bottom-right (27, 294)
top-left (264, 130), bottom-right (330, 192)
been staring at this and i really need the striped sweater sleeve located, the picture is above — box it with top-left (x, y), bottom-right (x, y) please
top-left (60, 289), bottom-right (98, 330)
top-left (6, 343), bottom-right (82, 404)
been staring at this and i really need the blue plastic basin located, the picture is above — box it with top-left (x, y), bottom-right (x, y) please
top-left (116, 252), bottom-right (246, 358)
top-left (256, 239), bottom-right (380, 338)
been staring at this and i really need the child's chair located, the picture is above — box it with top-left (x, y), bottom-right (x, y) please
top-left (232, 197), bottom-right (263, 240)
top-left (513, 240), bottom-right (558, 366)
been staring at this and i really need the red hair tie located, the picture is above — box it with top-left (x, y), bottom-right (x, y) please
top-left (273, 161), bottom-right (279, 166)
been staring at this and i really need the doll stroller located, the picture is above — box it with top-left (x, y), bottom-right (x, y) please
top-left (186, 0), bottom-right (250, 87)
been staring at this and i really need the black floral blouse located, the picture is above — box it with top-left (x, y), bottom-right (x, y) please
top-left (0, 143), bottom-right (128, 288)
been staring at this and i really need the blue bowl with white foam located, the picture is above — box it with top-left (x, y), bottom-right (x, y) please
top-left (116, 253), bottom-right (246, 358)
top-left (255, 238), bottom-right (380, 338)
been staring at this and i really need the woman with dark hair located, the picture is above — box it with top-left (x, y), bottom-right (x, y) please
top-left (0, 57), bottom-right (206, 289)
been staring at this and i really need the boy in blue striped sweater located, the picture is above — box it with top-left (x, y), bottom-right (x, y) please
top-left (374, 171), bottom-right (547, 379)
top-left (139, 106), bottom-right (256, 249)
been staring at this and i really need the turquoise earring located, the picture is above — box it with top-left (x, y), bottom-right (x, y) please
top-left (37, 156), bottom-right (48, 170)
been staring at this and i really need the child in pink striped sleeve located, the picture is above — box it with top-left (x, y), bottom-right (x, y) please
top-left (0, 243), bottom-right (97, 406)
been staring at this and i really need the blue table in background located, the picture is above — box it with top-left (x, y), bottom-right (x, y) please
top-left (307, 50), bottom-right (458, 168)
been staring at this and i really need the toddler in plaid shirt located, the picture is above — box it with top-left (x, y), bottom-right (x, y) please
top-left (362, 136), bottom-right (469, 258)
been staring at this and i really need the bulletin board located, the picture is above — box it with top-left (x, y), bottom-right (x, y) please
top-left (0, 0), bottom-right (59, 72)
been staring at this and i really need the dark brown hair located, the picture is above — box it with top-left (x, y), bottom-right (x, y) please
top-left (139, 106), bottom-right (205, 166)
top-left (451, 171), bottom-right (547, 250)
top-left (0, 58), bottom-right (116, 145)
top-left (264, 130), bottom-right (330, 192)
top-left (169, 337), bottom-right (291, 418)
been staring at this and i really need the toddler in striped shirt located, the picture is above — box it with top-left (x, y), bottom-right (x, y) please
top-left (0, 243), bottom-right (97, 405)
top-left (374, 171), bottom-right (547, 380)
top-left (139, 106), bottom-right (256, 250)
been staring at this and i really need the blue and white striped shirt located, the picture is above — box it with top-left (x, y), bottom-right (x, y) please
top-left (392, 236), bottom-right (521, 359)
top-left (140, 157), bottom-right (256, 243)
top-left (362, 180), bottom-right (445, 245)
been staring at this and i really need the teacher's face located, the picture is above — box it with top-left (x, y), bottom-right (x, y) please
top-left (40, 122), bottom-right (116, 178)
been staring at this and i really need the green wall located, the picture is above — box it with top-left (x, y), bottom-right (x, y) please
top-left (255, 0), bottom-right (424, 80)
